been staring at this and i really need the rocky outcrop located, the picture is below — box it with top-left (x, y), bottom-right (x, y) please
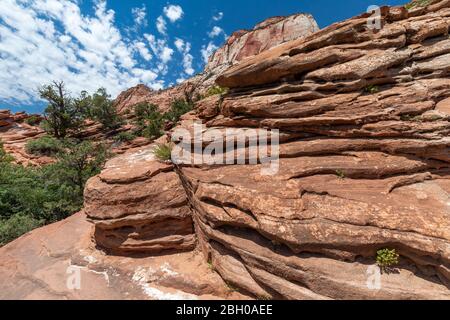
top-left (114, 14), bottom-right (319, 115)
top-left (2, 1), bottom-right (450, 300)
top-left (206, 13), bottom-right (319, 73)
top-left (83, 13), bottom-right (321, 257)
top-left (84, 1), bottom-right (450, 300)
top-left (170, 2), bottom-right (450, 299)
top-left (0, 212), bottom-right (247, 299)
top-left (0, 110), bottom-right (48, 165)
top-left (84, 144), bottom-right (195, 255)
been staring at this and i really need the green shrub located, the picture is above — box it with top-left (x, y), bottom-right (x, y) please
top-left (88, 88), bottom-right (124, 131)
top-left (0, 142), bottom-right (13, 163)
top-left (205, 85), bottom-right (227, 97)
top-left (133, 103), bottom-right (164, 139)
top-left (335, 169), bottom-right (346, 179)
top-left (376, 248), bottom-right (399, 270)
top-left (405, 0), bottom-right (431, 9)
top-left (114, 131), bottom-right (136, 143)
top-left (0, 139), bottom-right (109, 246)
top-left (24, 115), bottom-right (42, 126)
top-left (0, 214), bottom-right (43, 246)
top-left (163, 99), bottom-right (194, 124)
top-left (25, 136), bottom-right (63, 156)
top-left (365, 85), bottom-right (379, 94)
top-left (152, 143), bottom-right (173, 162)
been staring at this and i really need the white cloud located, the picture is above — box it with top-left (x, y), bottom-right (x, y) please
top-left (0, 0), bottom-right (166, 105)
top-left (163, 5), bottom-right (184, 23)
top-left (144, 33), bottom-right (174, 66)
top-left (161, 46), bottom-right (174, 64)
top-left (156, 15), bottom-right (167, 35)
top-left (174, 38), bottom-right (194, 76)
top-left (134, 41), bottom-right (152, 61)
top-left (174, 38), bottom-right (185, 52)
top-left (201, 42), bottom-right (219, 63)
top-left (208, 26), bottom-right (225, 38)
top-left (132, 5), bottom-right (147, 26)
top-left (213, 12), bottom-right (224, 21)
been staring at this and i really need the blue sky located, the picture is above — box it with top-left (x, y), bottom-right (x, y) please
top-left (0, 0), bottom-right (406, 113)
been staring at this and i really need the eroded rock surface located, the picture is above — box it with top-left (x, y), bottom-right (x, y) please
top-left (0, 212), bottom-right (246, 300)
top-left (0, 110), bottom-right (47, 165)
top-left (172, 2), bottom-right (450, 299)
top-left (84, 145), bottom-right (195, 255)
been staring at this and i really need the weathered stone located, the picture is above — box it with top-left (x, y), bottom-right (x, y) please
top-left (84, 146), bottom-right (195, 255)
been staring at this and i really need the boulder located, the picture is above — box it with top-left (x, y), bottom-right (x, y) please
top-left (84, 145), bottom-right (195, 255)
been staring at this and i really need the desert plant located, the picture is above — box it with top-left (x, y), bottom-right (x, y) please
top-left (113, 131), bottom-right (136, 143)
top-left (365, 85), bottom-right (379, 94)
top-left (405, 0), bottom-right (431, 9)
top-left (40, 81), bottom-right (85, 139)
top-left (0, 214), bottom-right (43, 246)
top-left (24, 115), bottom-right (42, 126)
top-left (88, 88), bottom-right (124, 131)
top-left (25, 136), bottom-right (64, 156)
top-left (52, 140), bottom-right (108, 194)
top-left (133, 103), bottom-right (164, 139)
top-left (376, 248), bottom-right (399, 270)
top-left (335, 169), bottom-right (346, 179)
top-left (0, 142), bottom-right (13, 163)
top-left (163, 98), bottom-right (194, 124)
top-left (205, 85), bottom-right (228, 97)
top-left (152, 143), bottom-right (173, 162)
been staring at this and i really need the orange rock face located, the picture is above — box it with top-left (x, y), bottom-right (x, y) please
top-left (84, 146), bottom-right (195, 254)
top-left (2, 2), bottom-right (450, 300)
top-left (0, 110), bottom-right (48, 165)
top-left (206, 14), bottom-right (319, 72)
top-left (174, 2), bottom-right (450, 299)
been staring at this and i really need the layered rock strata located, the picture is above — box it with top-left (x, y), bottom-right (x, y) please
top-left (173, 2), bottom-right (450, 299)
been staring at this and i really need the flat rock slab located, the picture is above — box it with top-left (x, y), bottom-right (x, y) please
top-left (0, 212), bottom-right (248, 300)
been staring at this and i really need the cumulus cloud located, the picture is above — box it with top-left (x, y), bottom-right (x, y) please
top-left (208, 26), bottom-right (225, 38)
top-left (174, 38), bottom-right (194, 76)
top-left (134, 41), bottom-right (152, 61)
top-left (174, 38), bottom-right (185, 52)
top-left (0, 0), bottom-right (167, 107)
top-left (156, 15), bottom-right (167, 35)
top-left (213, 12), bottom-right (224, 21)
top-left (201, 42), bottom-right (219, 63)
top-left (144, 33), bottom-right (174, 69)
top-left (132, 5), bottom-right (147, 26)
top-left (163, 4), bottom-right (184, 23)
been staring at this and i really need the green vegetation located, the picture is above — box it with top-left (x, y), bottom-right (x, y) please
top-left (376, 248), bottom-right (399, 271)
top-left (405, 0), bottom-right (431, 9)
top-left (132, 98), bottom-right (193, 140)
top-left (113, 131), bottom-right (136, 143)
top-left (0, 140), bottom-right (107, 246)
top-left (87, 88), bottom-right (124, 132)
top-left (164, 99), bottom-right (194, 124)
top-left (1, 82), bottom-right (198, 246)
top-left (25, 136), bottom-right (63, 156)
top-left (205, 85), bottom-right (228, 97)
top-left (40, 82), bottom-right (125, 137)
top-left (152, 143), bottom-right (173, 162)
top-left (133, 103), bottom-right (164, 139)
top-left (365, 85), bottom-right (379, 94)
top-left (24, 115), bottom-right (42, 126)
top-left (39, 81), bottom-right (86, 139)
top-left (335, 169), bottom-right (346, 179)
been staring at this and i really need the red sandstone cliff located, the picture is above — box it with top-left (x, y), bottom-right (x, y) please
top-left (1, 2), bottom-right (450, 300)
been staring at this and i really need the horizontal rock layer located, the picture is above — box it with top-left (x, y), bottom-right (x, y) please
top-left (84, 146), bottom-right (195, 254)
top-left (174, 2), bottom-right (450, 299)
